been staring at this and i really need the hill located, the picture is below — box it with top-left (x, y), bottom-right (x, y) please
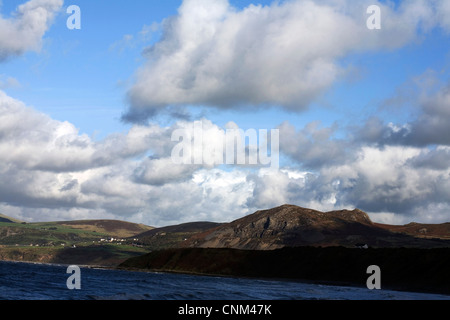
top-left (132, 221), bottom-right (223, 250)
top-left (55, 219), bottom-right (153, 238)
top-left (181, 205), bottom-right (449, 249)
top-left (1, 205), bottom-right (449, 267)
top-left (0, 213), bottom-right (23, 224)
top-left (119, 206), bottom-right (450, 295)
top-left (0, 215), bottom-right (154, 266)
top-left (374, 222), bottom-right (450, 240)
top-left (0, 217), bottom-right (153, 247)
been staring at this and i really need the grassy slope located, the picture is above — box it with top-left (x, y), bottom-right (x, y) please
top-left (0, 214), bottom-right (23, 223)
top-left (0, 217), bottom-right (153, 266)
top-left (134, 222), bottom-right (223, 250)
top-left (0, 221), bottom-right (108, 247)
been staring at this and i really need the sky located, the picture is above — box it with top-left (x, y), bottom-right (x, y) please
top-left (0, 0), bottom-right (449, 227)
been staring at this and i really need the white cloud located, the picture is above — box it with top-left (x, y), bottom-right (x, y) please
top-left (124, 0), bottom-right (450, 121)
top-left (133, 157), bottom-right (199, 186)
top-left (357, 75), bottom-right (450, 147)
top-left (247, 169), bottom-right (291, 209)
top-left (317, 145), bottom-right (450, 221)
top-left (246, 140), bottom-right (450, 224)
top-left (0, 90), bottom-right (261, 226)
top-left (190, 168), bottom-right (253, 222)
top-left (278, 120), bottom-right (351, 169)
top-left (0, 0), bottom-right (63, 61)
top-left (0, 91), bottom-right (181, 173)
top-left (436, 0), bottom-right (450, 32)
top-left (0, 90), bottom-right (159, 222)
top-left (1, 88), bottom-right (449, 226)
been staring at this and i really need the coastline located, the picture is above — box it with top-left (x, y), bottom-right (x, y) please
top-left (1, 257), bottom-right (450, 299)
top-left (0, 258), bottom-right (115, 271)
top-left (118, 246), bottom-right (450, 296)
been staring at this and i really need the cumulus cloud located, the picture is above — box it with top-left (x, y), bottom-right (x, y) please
top-left (409, 146), bottom-right (450, 170)
top-left (133, 157), bottom-right (199, 186)
top-left (436, 0), bottom-right (450, 32)
top-left (1, 1), bottom-right (449, 227)
top-left (356, 77), bottom-right (450, 147)
top-left (0, 0), bottom-right (63, 61)
top-left (0, 90), bottom-right (160, 221)
top-left (337, 146), bottom-right (450, 222)
top-left (249, 79), bottom-right (450, 223)
top-left (246, 144), bottom-right (450, 224)
top-left (0, 90), bottom-right (266, 226)
top-left (278, 121), bottom-right (352, 169)
top-left (1, 87), bottom-right (449, 226)
top-left (2, 77), bottom-right (450, 226)
top-left (123, 0), bottom-right (450, 122)
top-left (0, 91), bottom-right (164, 172)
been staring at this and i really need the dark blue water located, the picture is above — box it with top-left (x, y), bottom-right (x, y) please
top-left (0, 261), bottom-right (448, 300)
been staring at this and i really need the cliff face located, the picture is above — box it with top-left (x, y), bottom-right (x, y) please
top-left (184, 205), bottom-right (448, 249)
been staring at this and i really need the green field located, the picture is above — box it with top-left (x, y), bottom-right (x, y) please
top-left (0, 221), bottom-right (109, 247)
top-left (0, 217), bottom-right (152, 266)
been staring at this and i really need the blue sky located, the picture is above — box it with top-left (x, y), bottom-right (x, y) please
top-left (0, 0), bottom-right (449, 226)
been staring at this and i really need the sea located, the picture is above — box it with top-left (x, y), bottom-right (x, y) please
top-left (0, 260), bottom-right (448, 301)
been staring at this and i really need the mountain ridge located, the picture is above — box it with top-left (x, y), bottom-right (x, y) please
top-left (119, 205), bottom-right (450, 295)
top-left (0, 205), bottom-right (449, 267)
top-left (179, 204), bottom-right (450, 249)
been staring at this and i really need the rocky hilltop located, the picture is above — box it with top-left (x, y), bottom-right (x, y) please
top-left (182, 205), bottom-right (449, 249)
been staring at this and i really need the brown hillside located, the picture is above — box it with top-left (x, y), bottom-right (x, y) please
top-left (135, 221), bottom-right (223, 238)
top-left (133, 222), bottom-right (224, 250)
top-left (57, 220), bottom-right (153, 238)
top-left (374, 222), bottom-right (450, 240)
top-left (183, 205), bottom-right (450, 249)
